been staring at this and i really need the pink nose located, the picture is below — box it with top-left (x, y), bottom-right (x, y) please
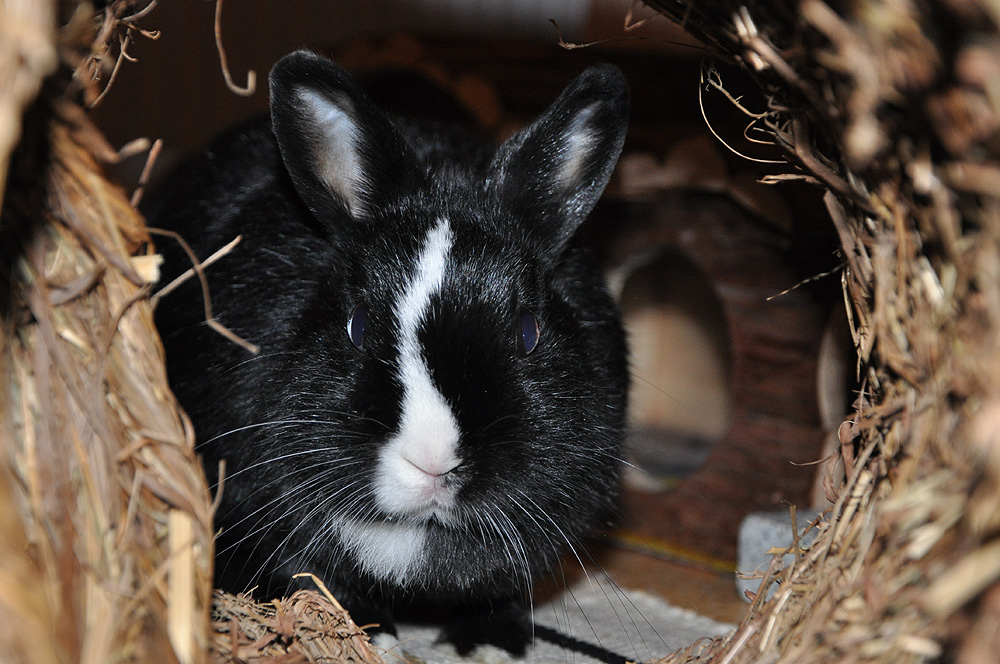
top-left (406, 456), bottom-right (460, 478)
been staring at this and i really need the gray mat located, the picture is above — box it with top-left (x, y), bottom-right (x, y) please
top-left (379, 580), bottom-right (734, 664)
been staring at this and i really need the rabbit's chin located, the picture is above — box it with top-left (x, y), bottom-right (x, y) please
top-left (338, 517), bottom-right (431, 587)
top-left (335, 515), bottom-right (528, 593)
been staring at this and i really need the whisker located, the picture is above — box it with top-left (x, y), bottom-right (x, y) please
top-left (215, 460), bottom-right (369, 555)
top-left (197, 415), bottom-right (387, 449)
top-left (502, 484), bottom-right (672, 660)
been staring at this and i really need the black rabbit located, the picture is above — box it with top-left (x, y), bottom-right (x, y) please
top-left (151, 50), bottom-right (629, 656)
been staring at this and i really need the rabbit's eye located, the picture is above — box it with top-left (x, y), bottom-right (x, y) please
top-left (347, 302), bottom-right (368, 350)
top-left (518, 308), bottom-right (539, 356)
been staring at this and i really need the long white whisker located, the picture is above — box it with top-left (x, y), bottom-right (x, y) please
top-left (198, 415), bottom-right (386, 448)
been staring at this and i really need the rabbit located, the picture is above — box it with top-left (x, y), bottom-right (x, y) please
top-left (151, 49), bottom-right (629, 656)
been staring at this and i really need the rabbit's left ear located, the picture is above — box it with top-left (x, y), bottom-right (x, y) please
top-left (269, 50), bottom-right (421, 224)
top-left (490, 65), bottom-right (628, 255)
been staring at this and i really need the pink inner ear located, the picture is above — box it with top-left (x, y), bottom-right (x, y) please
top-left (298, 88), bottom-right (365, 216)
top-left (555, 104), bottom-right (599, 189)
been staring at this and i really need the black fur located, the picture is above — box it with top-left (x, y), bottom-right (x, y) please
top-left (151, 50), bottom-right (629, 655)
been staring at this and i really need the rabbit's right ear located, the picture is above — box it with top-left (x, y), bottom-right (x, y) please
top-left (269, 50), bottom-right (421, 222)
top-left (490, 65), bottom-right (627, 259)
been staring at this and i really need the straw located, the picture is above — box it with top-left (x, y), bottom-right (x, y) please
top-left (641, 1), bottom-right (1000, 661)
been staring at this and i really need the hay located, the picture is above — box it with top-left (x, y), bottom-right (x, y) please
top-left (1, 106), bottom-right (214, 662)
top-left (1, 104), bottom-right (216, 663)
top-left (641, 0), bottom-right (1000, 662)
top-left (0, 2), bottom-right (213, 662)
top-left (209, 589), bottom-right (383, 664)
top-left (1, 3), bottom-right (384, 662)
top-left (0, 0), bottom-right (57, 211)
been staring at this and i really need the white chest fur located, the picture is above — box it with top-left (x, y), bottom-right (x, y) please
top-left (337, 518), bottom-right (429, 585)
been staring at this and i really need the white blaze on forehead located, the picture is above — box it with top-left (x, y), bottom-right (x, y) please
top-left (397, 217), bottom-right (452, 360)
top-left (374, 217), bottom-right (462, 519)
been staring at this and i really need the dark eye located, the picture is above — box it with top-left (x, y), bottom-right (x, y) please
top-left (518, 308), bottom-right (539, 356)
top-left (347, 302), bottom-right (368, 350)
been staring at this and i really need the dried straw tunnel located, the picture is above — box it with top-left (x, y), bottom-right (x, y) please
top-left (2, 1), bottom-right (999, 662)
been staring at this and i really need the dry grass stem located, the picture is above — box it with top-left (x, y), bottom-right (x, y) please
top-left (2, 114), bottom-right (214, 662)
top-left (644, 0), bottom-right (1000, 662)
top-left (213, 0), bottom-right (256, 96)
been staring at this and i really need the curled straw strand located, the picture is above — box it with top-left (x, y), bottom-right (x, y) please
top-left (214, 0), bottom-right (255, 97)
